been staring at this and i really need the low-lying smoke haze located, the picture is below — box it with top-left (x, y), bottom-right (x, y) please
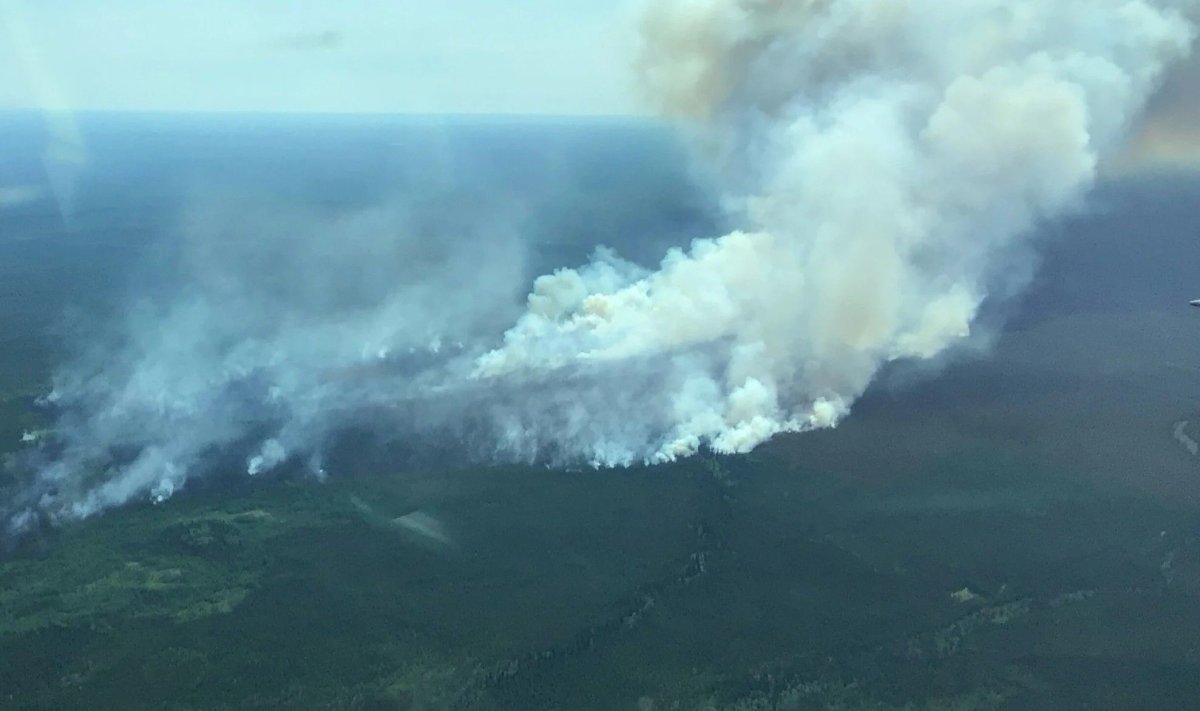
top-left (7, 0), bottom-right (1199, 528)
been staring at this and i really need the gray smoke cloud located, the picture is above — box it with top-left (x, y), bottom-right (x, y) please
top-left (479, 0), bottom-right (1198, 459)
top-left (13, 191), bottom-right (535, 523)
top-left (7, 0), bottom-right (1198, 527)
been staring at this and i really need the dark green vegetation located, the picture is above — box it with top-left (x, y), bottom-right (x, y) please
top-left (4, 116), bottom-right (1200, 708)
top-left (5, 304), bottom-right (1200, 710)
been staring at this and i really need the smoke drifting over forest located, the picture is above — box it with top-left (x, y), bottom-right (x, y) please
top-left (7, 0), bottom-right (1198, 528)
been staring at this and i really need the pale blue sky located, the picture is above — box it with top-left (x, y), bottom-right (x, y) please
top-left (0, 0), bottom-right (639, 114)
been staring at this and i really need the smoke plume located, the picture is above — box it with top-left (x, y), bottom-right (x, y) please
top-left (7, 0), bottom-right (1198, 527)
top-left (478, 0), bottom-right (1197, 458)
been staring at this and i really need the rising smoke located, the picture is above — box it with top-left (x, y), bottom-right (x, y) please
top-left (7, 0), bottom-right (1198, 528)
top-left (480, 0), bottom-right (1197, 455)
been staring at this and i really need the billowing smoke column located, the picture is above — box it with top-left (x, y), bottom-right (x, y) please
top-left (6, 0), bottom-right (1198, 527)
top-left (477, 0), bottom-right (1198, 458)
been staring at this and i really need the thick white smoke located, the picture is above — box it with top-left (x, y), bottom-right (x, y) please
top-left (475, 0), bottom-right (1198, 461)
top-left (6, 0), bottom-right (1198, 527)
